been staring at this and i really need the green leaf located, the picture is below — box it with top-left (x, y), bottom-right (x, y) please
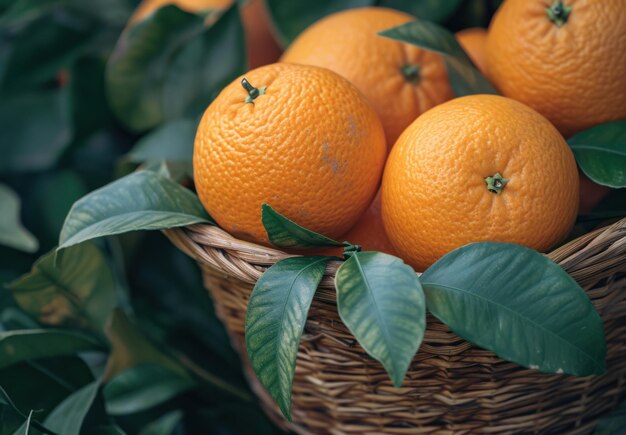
top-left (69, 56), bottom-right (115, 144)
top-left (0, 357), bottom-right (96, 424)
top-left (106, 5), bottom-right (245, 131)
top-left (266, 0), bottom-right (372, 46)
top-left (29, 170), bottom-right (88, 249)
top-left (261, 203), bottom-right (346, 249)
top-left (43, 379), bottom-right (100, 435)
top-left (335, 252), bottom-right (426, 387)
top-left (245, 256), bottom-right (329, 420)
top-left (0, 0), bottom-right (130, 28)
top-left (58, 170), bottom-right (212, 250)
top-left (0, 10), bottom-right (93, 92)
top-left (378, 17), bottom-right (497, 96)
top-left (127, 119), bottom-right (196, 164)
top-left (103, 310), bottom-right (190, 383)
top-left (103, 364), bottom-right (196, 415)
top-left (11, 409), bottom-right (33, 435)
top-left (421, 242), bottom-right (606, 376)
top-left (7, 243), bottom-right (117, 332)
top-left (0, 329), bottom-right (105, 370)
top-left (92, 425), bottom-right (127, 435)
top-left (0, 90), bottom-right (70, 173)
top-left (568, 120), bottom-right (626, 188)
top-left (160, 6), bottom-right (245, 122)
top-left (378, 0), bottom-right (463, 23)
top-left (0, 184), bottom-right (38, 253)
top-left (0, 384), bottom-right (39, 434)
top-left (594, 401), bottom-right (626, 434)
top-left (138, 410), bottom-right (183, 435)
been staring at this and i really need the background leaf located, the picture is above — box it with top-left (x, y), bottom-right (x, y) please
top-left (0, 7), bottom-right (94, 92)
top-left (104, 364), bottom-right (195, 415)
top-left (378, 0), bottom-right (463, 23)
top-left (126, 119), bottom-right (196, 165)
top-left (266, 0), bottom-right (372, 46)
top-left (138, 410), bottom-right (183, 435)
top-left (0, 90), bottom-right (70, 173)
top-left (92, 425), bottom-right (128, 435)
top-left (246, 256), bottom-right (329, 419)
top-left (568, 120), bottom-right (626, 188)
top-left (160, 6), bottom-right (245, 122)
top-left (106, 5), bottom-right (245, 131)
top-left (261, 203), bottom-right (346, 249)
top-left (59, 170), bottom-right (212, 249)
top-left (0, 386), bottom-right (33, 435)
top-left (7, 242), bottom-right (117, 331)
top-left (378, 17), bottom-right (496, 96)
top-left (0, 329), bottom-right (105, 369)
top-left (69, 55), bottom-right (116, 144)
top-left (28, 170), bottom-right (88, 251)
top-left (421, 242), bottom-right (606, 376)
top-left (103, 310), bottom-right (190, 382)
top-left (594, 401), bottom-right (626, 434)
top-left (0, 184), bottom-right (38, 253)
top-left (43, 379), bottom-right (101, 435)
top-left (12, 409), bottom-right (33, 435)
top-left (335, 252), bottom-right (425, 387)
top-left (0, 356), bottom-right (96, 426)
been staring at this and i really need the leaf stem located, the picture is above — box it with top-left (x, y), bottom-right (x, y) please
top-left (342, 243), bottom-right (362, 259)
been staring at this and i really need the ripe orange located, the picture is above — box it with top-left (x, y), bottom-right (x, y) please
top-left (579, 172), bottom-right (610, 214)
top-left (342, 191), bottom-right (396, 255)
top-left (455, 27), bottom-right (488, 75)
top-left (129, 0), bottom-right (282, 68)
top-left (382, 94), bottom-right (579, 271)
top-left (281, 7), bottom-right (453, 149)
top-left (194, 63), bottom-right (387, 244)
top-left (316, 191), bottom-right (396, 257)
top-left (486, 0), bottom-right (626, 138)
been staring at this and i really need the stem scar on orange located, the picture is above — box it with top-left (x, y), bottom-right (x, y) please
top-left (193, 63), bottom-right (387, 245)
top-left (382, 94), bottom-right (579, 271)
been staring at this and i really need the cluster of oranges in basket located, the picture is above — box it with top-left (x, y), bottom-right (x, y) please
top-left (127, 0), bottom-right (625, 271)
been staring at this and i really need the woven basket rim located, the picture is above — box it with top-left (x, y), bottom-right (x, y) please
top-left (165, 216), bottom-right (626, 292)
top-left (164, 218), bottom-right (626, 434)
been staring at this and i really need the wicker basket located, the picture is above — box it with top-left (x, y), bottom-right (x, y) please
top-left (165, 217), bottom-right (626, 434)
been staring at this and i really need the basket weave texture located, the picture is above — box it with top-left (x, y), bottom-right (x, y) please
top-left (165, 217), bottom-right (626, 434)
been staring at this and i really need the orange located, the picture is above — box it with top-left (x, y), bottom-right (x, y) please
top-left (281, 7), bottom-right (454, 149)
top-left (194, 63), bottom-right (387, 244)
top-left (579, 172), bottom-right (610, 214)
top-left (316, 191), bottom-right (396, 257)
top-left (455, 27), bottom-right (488, 75)
top-left (129, 0), bottom-right (282, 68)
top-left (342, 191), bottom-right (396, 255)
top-left (382, 94), bottom-right (579, 271)
top-left (239, 0), bottom-right (283, 68)
top-left (129, 0), bottom-right (231, 25)
top-left (486, 0), bottom-right (626, 138)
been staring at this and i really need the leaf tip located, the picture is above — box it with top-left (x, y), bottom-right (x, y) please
top-left (279, 403), bottom-right (292, 422)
